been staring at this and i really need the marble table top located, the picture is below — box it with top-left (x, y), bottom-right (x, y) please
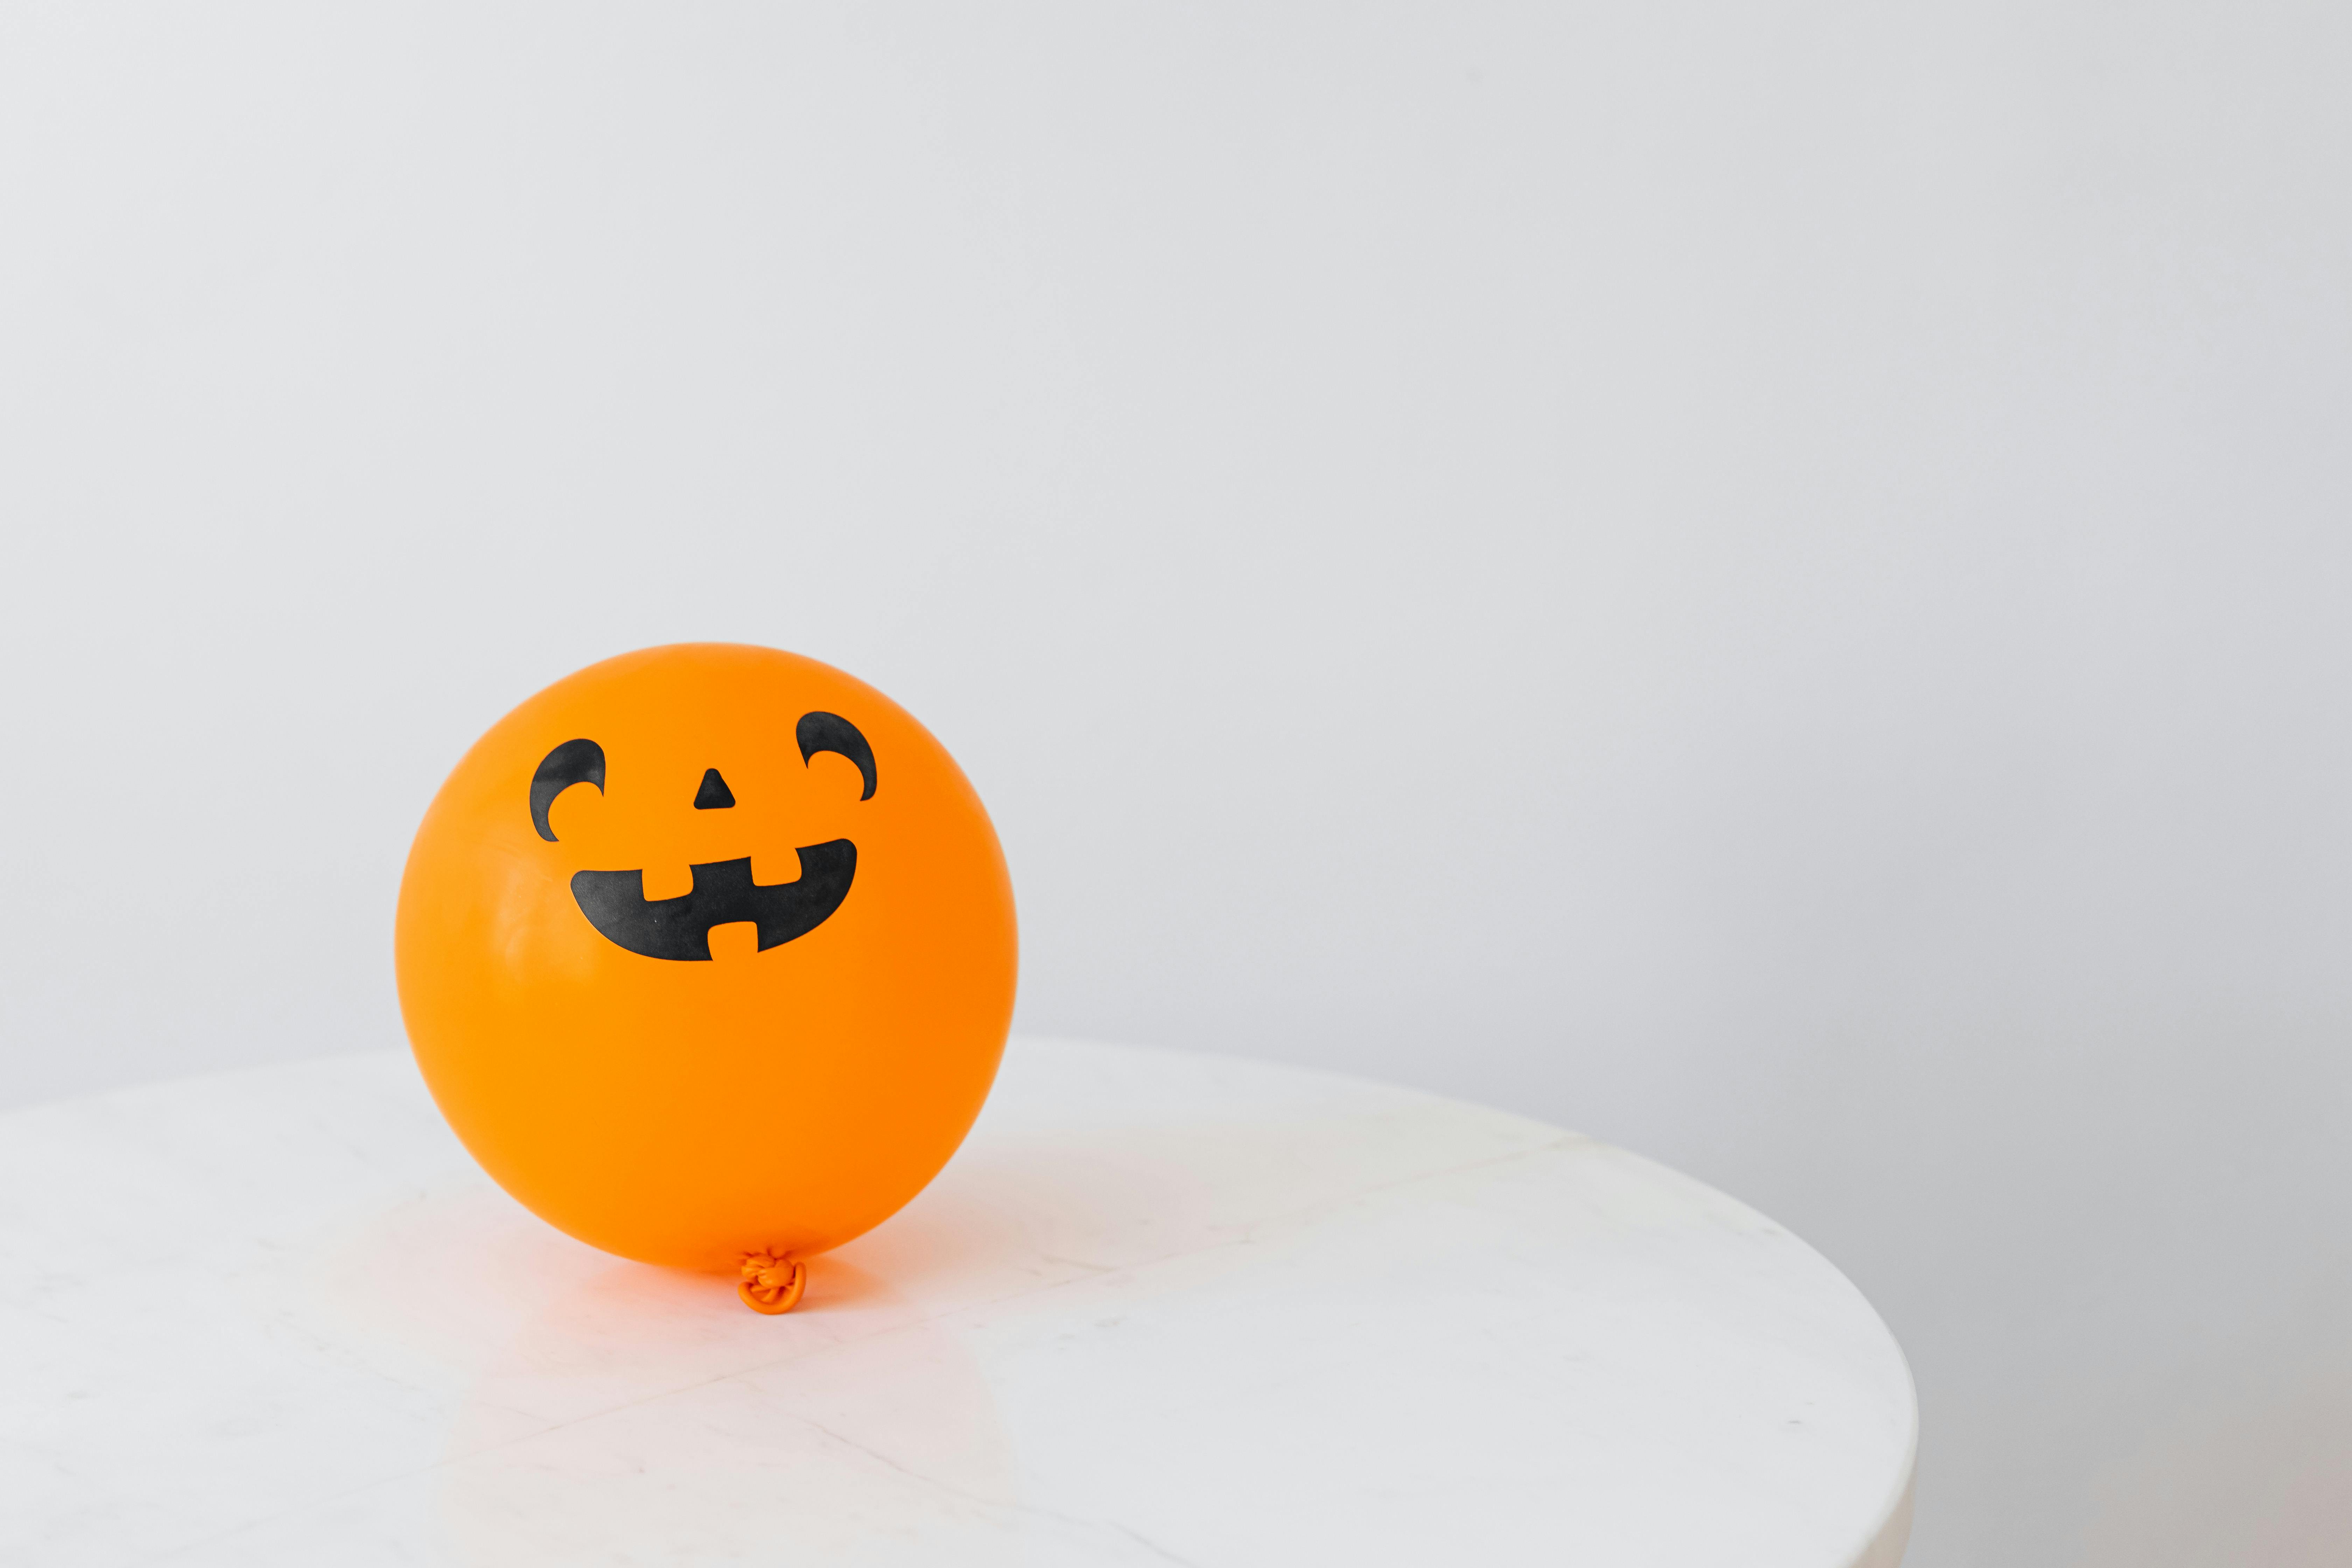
top-left (0, 1038), bottom-right (1915, 1567)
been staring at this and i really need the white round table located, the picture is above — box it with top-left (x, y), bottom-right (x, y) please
top-left (0, 1039), bottom-right (1914, 1566)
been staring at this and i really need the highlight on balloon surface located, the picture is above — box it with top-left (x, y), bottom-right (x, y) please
top-left (394, 643), bottom-right (1018, 1310)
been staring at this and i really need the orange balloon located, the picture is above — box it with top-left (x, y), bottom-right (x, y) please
top-left (395, 643), bottom-right (1017, 1279)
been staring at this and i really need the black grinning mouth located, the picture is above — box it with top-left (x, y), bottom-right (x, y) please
top-left (570, 844), bottom-right (856, 962)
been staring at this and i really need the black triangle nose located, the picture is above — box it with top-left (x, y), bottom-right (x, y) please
top-left (693, 768), bottom-right (736, 809)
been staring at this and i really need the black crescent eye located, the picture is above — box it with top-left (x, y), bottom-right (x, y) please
top-left (530, 738), bottom-right (606, 841)
top-left (796, 712), bottom-right (876, 801)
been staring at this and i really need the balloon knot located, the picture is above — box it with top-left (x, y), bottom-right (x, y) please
top-left (737, 1249), bottom-right (806, 1315)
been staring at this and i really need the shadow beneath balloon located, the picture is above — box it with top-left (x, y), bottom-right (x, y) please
top-left (438, 1240), bottom-right (1019, 1567)
top-left (305, 1175), bottom-right (1026, 1566)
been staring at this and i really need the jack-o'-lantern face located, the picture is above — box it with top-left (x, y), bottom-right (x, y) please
top-left (394, 644), bottom-right (1017, 1274)
top-left (529, 709), bottom-right (876, 962)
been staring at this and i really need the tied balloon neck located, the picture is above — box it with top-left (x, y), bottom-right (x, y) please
top-left (738, 1250), bottom-right (806, 1315)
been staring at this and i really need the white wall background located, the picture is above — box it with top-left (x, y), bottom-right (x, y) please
top-left (4, 3), bottom-right (2349, 1561)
